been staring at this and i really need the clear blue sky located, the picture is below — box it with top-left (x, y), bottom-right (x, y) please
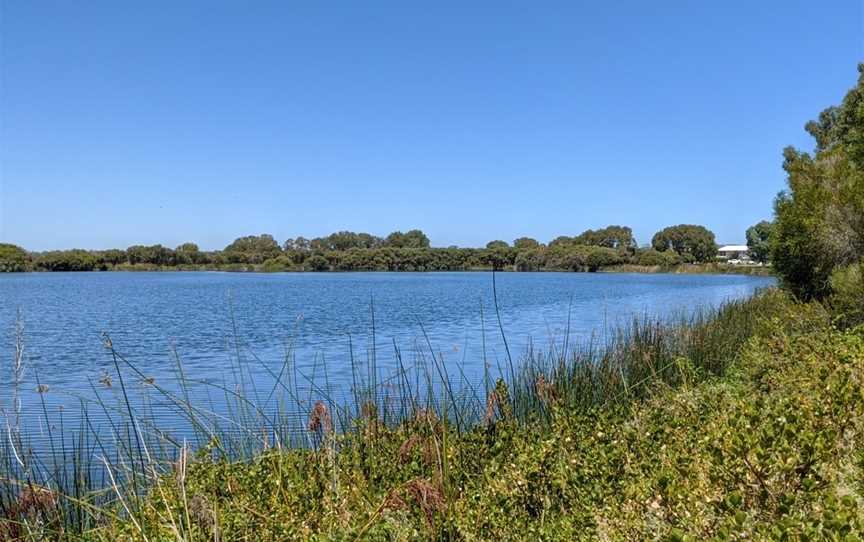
top-left (1, 1), bottom-right (862, 251)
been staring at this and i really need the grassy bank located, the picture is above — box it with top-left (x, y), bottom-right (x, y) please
top-left (603, 263), bottom-right (774, 276)
top-left (4, 289), bottom-right (860, 540)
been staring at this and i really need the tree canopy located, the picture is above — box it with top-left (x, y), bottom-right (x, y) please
top-left (745, 221), bottom-right (773, 264)
top-left (513, 237), bottom-right (541, 250)
top-left (0, 243), bottom-right (29, 272)
top-left (383, 230), bottom-right (430, 249)
top-left (224, 234), bottom-right (282, 264)
top-left (651, 225), bottom-right (717, 263)
top-left (771, 64), bottom-right (864, 300)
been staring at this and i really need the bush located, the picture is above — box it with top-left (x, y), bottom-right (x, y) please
top-left (584, 246), bottom-right (624, 271)
top-left (262, 255), bottom-right (294, 272)
top-left (829, 261), bottom-right (864, 328)
top-left (637, 248), bottom-right (682, 267)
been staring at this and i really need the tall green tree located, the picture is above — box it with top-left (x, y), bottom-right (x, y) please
top-left (651, 225), bottom-right (717, 263)
top-left (745, 221), bottom-right (773, 264)
top-left (771, 64), bottom-right (864, 299)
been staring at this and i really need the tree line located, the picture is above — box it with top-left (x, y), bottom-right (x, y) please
top-left (0, 224), bottom-right (739, 273)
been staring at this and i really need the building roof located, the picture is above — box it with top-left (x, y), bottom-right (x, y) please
top-left (718, 245), bottom-right (749, 252)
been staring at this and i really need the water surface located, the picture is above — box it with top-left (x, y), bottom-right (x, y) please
top-left (0, 271), bottom-right (773, 443)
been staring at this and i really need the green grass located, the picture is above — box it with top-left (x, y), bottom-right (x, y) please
top-left (2, 290), bottom-right (862, 540)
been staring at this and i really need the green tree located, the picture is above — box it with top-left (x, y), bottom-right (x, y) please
top-left (745, 221), bottom-right (773, 264)
top-left (513, 237), bottom-right (541, 250)
top-left (306, 254), bottom-right (330, 271)
top-left (175, 242), bottom-right (202, 265)
top-left (126, 244), bottom-right (175, 265)
top-left (637, 248), bottom-right (682, 267)
top-left (486, 240), bottom-right (509, 249)
top-left (384, 229), bottom-right (430, 249)
top-left (573, 225), bottom-right (637, 249)
top-left (0, 243), bottom-right (29, 272)
top-left (771, 65), bottom-right (864, 299)
top-left (651, 225), bottom-right (717, 263)
top-left (224, 234), bottom-right (282, 264)
top-left (35, 249), bottom-right (98, 271)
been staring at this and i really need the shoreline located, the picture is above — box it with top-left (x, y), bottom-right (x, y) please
top-left (1, 263), bottom-right (774, 276)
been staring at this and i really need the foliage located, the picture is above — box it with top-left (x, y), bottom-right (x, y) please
top-left (310, 231), bottom-right (383, 251)
top-left (175, 242), bottom-right (203, 265)
top-left (636, 247), bottom-right (682, 267)
top-left (127, 244), bottom-right (176, 265)
top-left (485, 240), bottom-right (509, 249)
top-left (4, 225), bottom-right (737, 274)
top-left (829, 261), bottom-right (864, 328)
top-left (305, 254), bottom-right (330, 271)
top-left (745, 220), bottom-right (773, 263)
top-left (383, 229), bottom-right (431, 249)
top-left (33, 249), bottom-right (98, 271)
top-left (513, 237), bottom-right (541, 250)
top-left (224, 234), bottom-right (282, 264)
top-left (771, 64), bottom-right (864, 299)
top-left (0, 243), bottom-right (29, 272)
top-left (651, 224), bottom-right (718, 263)
top-left (549, 225), bottom-right (637, 250)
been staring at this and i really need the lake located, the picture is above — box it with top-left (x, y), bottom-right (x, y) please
top-left (0, 271), bottom-right (774, 449)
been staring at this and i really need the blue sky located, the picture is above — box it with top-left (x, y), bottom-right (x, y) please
top-left (1, 1), bottom-right (862, 251)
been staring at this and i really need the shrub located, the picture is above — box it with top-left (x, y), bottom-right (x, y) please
top-left (829, 261), bottom-right (864, 328)
top-left (637, 248), bottom-right (682, 267)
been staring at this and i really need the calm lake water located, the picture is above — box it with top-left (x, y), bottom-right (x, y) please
top-left (0, 271), bottom-right (773, 448)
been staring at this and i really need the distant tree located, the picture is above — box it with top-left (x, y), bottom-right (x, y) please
top-left (480, 247), bottom-right (516, 270)
top-left (384, 229), bottom-right (430, 249)
top-left (513, 237), bottom-right (540, 250)
top-left (224, 234), bottom-right (282, 264)
top-left (486, 240), bottom-right (509, 249)
top-left (651, 225), bottom-right (717, 263)
top-left (745, 221), bottom-right (774, 264)
top-left (573, 225), bottom-right (637, 249)
top-left (175, 242), bottom-right (202, 265)
top-left (0, 243), bottom-right (29, 272)
top-left (514, 247), bottom-right (547, 271)
top-left (306, 254), bottom-right (330, 271)
top-left (34, 249), bottom-right (98, 271)
top-left (548, 236), bottom-right (575, 249)
top-left (95, 249), bottom-right (127, 267)
top-left (126, 244), bottom-right (175, 265)
top-left (310, 231), bottom-right (383, 251)
top-left (636, 248), bottom-right (682, 267)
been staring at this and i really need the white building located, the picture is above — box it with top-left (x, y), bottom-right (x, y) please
top-left (717, 245), bottom-right (751, 264)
